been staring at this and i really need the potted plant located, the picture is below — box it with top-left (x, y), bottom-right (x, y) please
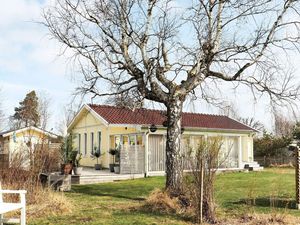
top-left (73, 153), bottom-right (83, 175)
top-left (60, 134), bottom-right (76, 175)
top-left (114, 148), bottom-right (120, 174)
top-left (91, 146), bottom-right (103, 170)
top-left (109, 148), bottom-right (117, 172)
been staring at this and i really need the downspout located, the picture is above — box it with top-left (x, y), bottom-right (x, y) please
top-left (238, 136), bottom-right (243, 169)
top-left (144, 131), bottom-right (149, 178)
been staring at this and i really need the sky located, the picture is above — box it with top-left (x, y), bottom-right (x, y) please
top-left (0, 0), bottom-right (78, 131)
top-left (0, 0), bottom-right (298, 133)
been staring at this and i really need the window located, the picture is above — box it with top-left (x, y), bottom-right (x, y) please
top-left (129, 135), bottom-right (136, 145)
top-left (98, 131), bottom-right (101, 152)
top-left (84, 133), bottom-right (87, 155)
top-left (78, 134), bottom-right (81, 153)
top-left (91, 132), bottom-right (94, 154)
top-left (123, 135), bottom-right (129, 146)
top-left (136, 135), bottom-right (143, 145)
top-left (115, 135), bottom-right (121, 149)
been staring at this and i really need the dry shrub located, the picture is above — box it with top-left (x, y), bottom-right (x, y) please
top-left (35, 143), bottom-right (61, 173)
top-left (27, 188), bottom-right (72, 219)
top-left (0, 142), bottom-right (72, 219)
top-left (235, 213), bottom-right (300, 225)
top-left (205, 213), bottom-right (300, 225)
top-left (183, 137), bottom-right (223, 223)
top-left (143, 188), bottom-right (182, 214)
top-left (269, 163), bottom-right (294, 168)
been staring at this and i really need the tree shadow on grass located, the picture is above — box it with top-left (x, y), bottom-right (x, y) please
top-left (71, 185), bottom-right (146, 201)
top-left (122, 204), bottom-right (194, 223)
top-left (233, 197), bottom-right (296, 210)
top-left (71, 184), bottom-right (194, 223)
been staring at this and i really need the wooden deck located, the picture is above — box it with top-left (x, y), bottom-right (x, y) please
top-left (70, 167), bottom-right (256, 185)
top-left (71, 168), bottom-right (145, 184)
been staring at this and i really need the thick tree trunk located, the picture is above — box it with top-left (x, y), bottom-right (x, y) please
top-left (165, 98), bottom-right (184, 196)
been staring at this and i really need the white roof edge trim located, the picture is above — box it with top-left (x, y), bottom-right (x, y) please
top-left (2, 126), bottom-right (58, 138)
top-left (109, 123), bottom-right (255, 133)
top-left (225, 116), bottom-right (260, 133)
top-left (85, 104), bottom-right (109, 126)
top-left (67, 104), bottom-right (86, 130)
top-left (109, 124), bottom-right (142, 128)
top-left (139, 125), bottom-right (256, 133)
top-left (67, 104), bottom-right (109, 131)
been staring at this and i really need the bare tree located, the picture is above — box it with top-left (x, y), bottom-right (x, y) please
top-left (105, 88), bottom-right (144, 109)
top-left (56, 99), bottom-right (82, 137)
top-left (44, 0), bottom-right (300, 195)
top-left (219, 102), bottom-right (265, 131)
top-left (274, 111), bottom-right (295, 137)
top-left (38, 92), bottom-right (52, 130)
top-left (0, 89), bottom-right (4, 131)
top-left (218, 102), bottom-right (240, 120)
top-left (239, 117), bottom-right (265, 132)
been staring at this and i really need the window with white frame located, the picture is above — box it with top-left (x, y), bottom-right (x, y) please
top-left (98, 131), bottom-right (101, 152)
top-left (78, 134), bottom-right (81, 154)
top-left (84, 133), bottom-right (87, 155)
top-left (91, 132), bottom-right (94, 154)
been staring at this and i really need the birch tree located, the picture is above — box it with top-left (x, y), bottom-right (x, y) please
top-left (38, 92), bottom-right (52, 130)
top-left (0, 89), bottom-right (4, 131)
top-left (44, 0), bottom-right (300, 195)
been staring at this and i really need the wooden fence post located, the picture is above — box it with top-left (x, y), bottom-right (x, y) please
top-left (296, 147), bottom-right (300, 210)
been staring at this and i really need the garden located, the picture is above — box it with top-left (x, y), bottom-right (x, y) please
top-left (29, 168), bottom-right (299, 225)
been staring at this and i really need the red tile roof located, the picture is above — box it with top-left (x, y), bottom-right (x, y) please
top-left (88, 104), bottom-right (256, 131)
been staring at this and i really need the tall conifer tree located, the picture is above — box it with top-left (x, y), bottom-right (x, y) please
top-left (13, 91), bottom-right (40, 128)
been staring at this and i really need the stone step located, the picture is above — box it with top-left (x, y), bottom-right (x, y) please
top-left (244, 161), bottom-right (261, 168)
top-left (71, 174), bottom-right (145, 184)
top-left (249, 166), bottom-right (264, 171)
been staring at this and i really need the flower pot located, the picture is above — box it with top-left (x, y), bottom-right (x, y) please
top-left (73, 167), bottom-right (83, 175)
top-left (95, 164), bottom-right (102, 170)
top-left (61, 163), bottom-right (73, 175)
top-left (114, 166), bottom-right (120, 174)
top-left (109, 164), bottom-right (115, 172)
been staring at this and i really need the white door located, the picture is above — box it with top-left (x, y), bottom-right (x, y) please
top-left (148, 135), bottom-right (166, 172)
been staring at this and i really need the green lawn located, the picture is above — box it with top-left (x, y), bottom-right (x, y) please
top-left (29, 168), bottom-right (299, 225)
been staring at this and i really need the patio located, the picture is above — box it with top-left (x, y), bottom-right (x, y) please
top-left (71, 167), bottom-right (145, 185)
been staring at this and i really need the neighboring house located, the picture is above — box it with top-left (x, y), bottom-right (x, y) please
top-left (68, 104), bottom-right (261, 175)
top-left (0, 126), bottom-right (58, 168)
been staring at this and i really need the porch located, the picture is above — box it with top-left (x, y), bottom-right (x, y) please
top-left (108, 132), bottom-right (261, 176)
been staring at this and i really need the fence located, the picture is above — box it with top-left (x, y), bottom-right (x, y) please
top-left (120, 145), bottom-right (145, 174)
top-left (255, 156), bottom-right (294, 167)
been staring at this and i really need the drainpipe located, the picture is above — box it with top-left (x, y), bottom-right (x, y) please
top-left (144, 131), bottom-right (149, 178)
top-left (238, 136), bottom-right (243, 169)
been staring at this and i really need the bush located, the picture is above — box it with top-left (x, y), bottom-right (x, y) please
top-left (183, 137), bottom-right (223, 224)
top-left (144, 188), bottom-right (181, 214)
top-left (254, 132), bottom-right (291, 158)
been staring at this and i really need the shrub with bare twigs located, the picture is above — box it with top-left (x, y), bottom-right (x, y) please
top-left (0, 141), bottom-right (72, 219)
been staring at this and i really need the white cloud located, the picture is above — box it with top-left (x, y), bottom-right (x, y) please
top-left (0, 0), bottom-right (299, 133)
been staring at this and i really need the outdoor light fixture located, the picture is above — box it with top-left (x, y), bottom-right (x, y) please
top-left (162, 120), bottom-right (168, 127)
top-left (149, 124), bottom-right (157, 132)
top-left (181, 127), bottom-right (185, 134)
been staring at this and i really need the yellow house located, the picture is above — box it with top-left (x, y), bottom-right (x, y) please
top-left (0, 126), bottom-right (58, 167)
top-left (68, 104), bottom-right (261, 175)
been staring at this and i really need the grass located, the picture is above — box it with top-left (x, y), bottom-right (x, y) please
top-left (29, 168), bottom-right (300, 224)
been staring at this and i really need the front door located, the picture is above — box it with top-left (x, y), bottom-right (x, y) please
top-left (148, 135), bottom-right (166, 172)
